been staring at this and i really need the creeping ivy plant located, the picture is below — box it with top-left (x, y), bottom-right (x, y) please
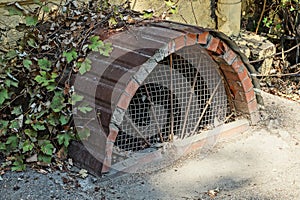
top-left (0, 0), bottom-right (113, 171)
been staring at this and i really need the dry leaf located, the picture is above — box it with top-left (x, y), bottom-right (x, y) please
top-left (26, 154), bottom-right (38, 163)
top-left (56, 147), bottom-right (67, 160)
top-left (78, 169), bottom-right (88, 178)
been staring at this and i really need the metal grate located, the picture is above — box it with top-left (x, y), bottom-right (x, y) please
top-left (114, 45), bottom-right (229, 157)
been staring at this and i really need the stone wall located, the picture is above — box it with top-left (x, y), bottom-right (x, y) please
top-left (111, 0), bottom-right (216, 28)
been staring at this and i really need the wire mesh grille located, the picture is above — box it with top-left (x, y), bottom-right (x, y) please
top-left (114, 45), bottom-right (229, 157)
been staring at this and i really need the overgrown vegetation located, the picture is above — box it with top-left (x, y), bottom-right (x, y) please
top-left (243, 0), bottom-right (300, 101)
top-left (0, 0), bottom-right (140, 171)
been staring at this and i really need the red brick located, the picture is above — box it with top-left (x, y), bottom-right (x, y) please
top-left (105, 142), bottom-right (114, 158)
top-left (234, 99), bottom-right (258, 114)
top-left (234, 89), bottom-right (255, 102)
top-left (125, 80), bottom-right (139, 97)
top-left (247, 99), bottom-right (258, 113)
top-left (206, 37), bottom-right (221, 53)
top-left (101, 158), bottom-right (111, 173)
top-left (218, 122), bottom-right (249, 139)
top-left (219, 63), bottom-right (235, 73)
top-left (211, 55), bottom-right (226, 65)
top-left (174, 35), bottom-right (186, 51)
top-left (215, 41), bottom-right (225, 55)
top-left (117, 93), bottom-right (131, 110)
top-left (228, 78), bottom-right (253, 93)
top-left (250, 111), bottom-right (260, 125)
top-left (184, 140), bottom-right (206, 153)
top-left (241, 77), bottom-right (254, 93)
top-left (231, 59), bottom-right (245, 73)
top-left (198, 32), bottom-right (210, 45)
top-left (223, 49), bottom-right (237, 65)
top-left (228, 82), bottom-right (240, 96)
top-left (222, 70), bottom-right (239, 82)
top-left (186, 33), bottom-right (197, 46)
top-left (236, 67), bottom-right (250, 82)
top-left (107, 127), bottom-right (118, 142)
top-left (168, 40), bottom-right (175, 54)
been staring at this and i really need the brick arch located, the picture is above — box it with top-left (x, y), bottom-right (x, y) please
top-left (88, 22), bottom-right (260, 173)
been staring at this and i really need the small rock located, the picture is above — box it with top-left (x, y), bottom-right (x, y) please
top-left (13, 185), bottom-right (20, 191)
top-left (278, 130), bottom-right (291, 140)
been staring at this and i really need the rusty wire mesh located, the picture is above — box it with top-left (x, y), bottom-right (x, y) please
top-left (114, 45), bottom-right (229, 159)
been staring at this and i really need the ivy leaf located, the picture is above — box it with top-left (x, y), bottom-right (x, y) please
top-left (77, 128), bottom-right (91, 140)
top-left (11, 158), bottom-right (26, 171)
top-left (50, 92), bottom-right (65, 112)
top-left (33, 0), bottom-right (42, 5)
top-left (27, 38), bottom-right (38, 48)
top-left (59, 115), bottom-right (69, 125)
top-left (38, 58), bottom-right (52, 71)
top-left (0, 89), bottom-right (9, 105)
top-left (22, 140), bottom-right (34, 153)
top-left (9, 120), bottom-right (20, 130)
top-left (88, 36), bottom-right (103, 51)
top-left (24, 129), bottom-right (37, 142)
top-left (5, 6), bottom-right (24, 16)
top-left (12, 106), bottom-right (22, 115)
top-left (40, 141), bottom-right (54, 156)
top-left (57, 133), bottom-right (72, 147)
top-left (34, 72), bottom-right (47, 85)
top-left (63, 49), bottom-right (78, 63)
top-left (38, 154), bottom-right (52, 163)
top-left (6, 135), bottom-right (18, 149)
top-left (78, 58), bottom-right (92, 75)
top-left (47, 113), bottom-right (59, 126)
top-left (99, 43), bottom-right (113, 57)
top-left (6, 50), bottom-right (17, 59)
top-left (142, 10), bottom-right (154, 19)
top-left (42, 6), bottom-right (50, 13)
top-left (108, 17), bottom-right (117, 27)
top-left (0, 120), bottom-right (9, 136)
top-left (165, 0), bottom-right (174, 7)
top-left (25, 16), bottom-right (38, 26)
top-left (23, 59), bottom-right (32, 70)
top-left (71, 93), bottom-right (84, 105)
top-left (46, 84), bottom-right (56, 91)
top-left (78, 103), bottom-right (92, 114)
top-left (4, 79), bottom-right (18, 87)
top-left (87, 36), bottom-right (112, 56)
top-left (0, 143), bottom-right (6, 150)
top-left (170, 6), bottom-right (178, 14)
top-left (31, 122), bottom-right (46, 131)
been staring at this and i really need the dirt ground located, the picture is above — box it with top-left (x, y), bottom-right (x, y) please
top-left (0, 91), bottom-right (300, 200)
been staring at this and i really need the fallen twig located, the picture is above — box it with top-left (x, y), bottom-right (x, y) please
top-left (249, 43), bottom-right (300, 63)
top-left (170, 54), bottom-right (174, 141)
top-left (255, 0), bottom-right (266, 34)
top-left (251, 70), bottom-right (300, 77)
top-left (191, 79), bottom-right (222, 135)
top-left (190, 0), bottom-right (198, 25)
top-left (180, 70), bottom-right (199, 139)
top-left (124, 115), bottom-right (151, 146)
top-left (144, 85), bottom-right (164, 143)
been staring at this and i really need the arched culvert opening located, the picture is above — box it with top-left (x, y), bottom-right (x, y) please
top-left (70, 21), bottom-right (262, 176)
top-left (114, 45), bottom-right (228, 157)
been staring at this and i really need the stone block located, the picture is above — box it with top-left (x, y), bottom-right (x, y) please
top-left (234, 30), bottom-right (276, 75)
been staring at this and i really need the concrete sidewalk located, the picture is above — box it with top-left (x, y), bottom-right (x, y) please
top-left (1, 91), bottom-right (300, 200)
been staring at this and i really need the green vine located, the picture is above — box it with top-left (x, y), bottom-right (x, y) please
top-left (0, 0), bottom-right (115, 171)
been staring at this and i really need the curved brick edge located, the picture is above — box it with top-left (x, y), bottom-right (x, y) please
top-left (101, 28), bottom-right (259, 173)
